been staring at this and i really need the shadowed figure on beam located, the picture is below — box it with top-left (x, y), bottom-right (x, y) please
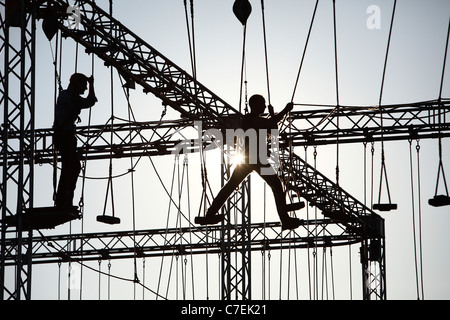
top-left (53, 73), bottom-right (97, 208)
top-left (195, 94), bottom-right (303, 231)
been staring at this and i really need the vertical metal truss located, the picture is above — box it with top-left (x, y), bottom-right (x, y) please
top-left (220, 155), bottom-right (251, 300)
top-left (0, 0), bottom-right (36, 300)
top-left (360, 237), bottom-right (387, 300)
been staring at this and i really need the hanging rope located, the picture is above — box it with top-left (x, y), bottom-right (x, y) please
top-left (50, 29), bottom-right (63, 204)
top-left (238, 14), bottom-right (248, 114)
top-left (185, 155), bottom-right (196, 300)
top-left (429, 17), bottom-right (450, 207)
top-left (72, 259), bottom-right (167, 300)
top-left (434, 135), bottom-right (450, 198)
top-left (156, 155), bottom-right (179, 299)
top-left (98, 0), bottom-right (120, 225)
top-left (291, 0), bottom-right (319, 103)
top-left (332, 0), bottom-right (341, 187)
top-left (184, 0), bottom-right (215, 219)
top-left (374, 0), bottom-right (397, 211)
top-left (260, 0), bottom-right (271, 105)
top-left (408, 139), bottom-right (419, 299)
top-left (184, 0), bottom-right (197, 78)
top-left (233, 0), bottom-right (252, 113)
top-left (438, 18), bottom-right (450, 101)
top-left (409, 139), bottom-right (424, 300)
top-left (415, 140), bottom-right (424, 300)
top-left (122, 83), bottom-right (140, 288)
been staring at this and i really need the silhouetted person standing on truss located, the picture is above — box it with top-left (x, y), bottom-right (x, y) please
top-left (53, 73), bottom-right (97, 208)
top-left (195, 94), bottom-right (302, 230)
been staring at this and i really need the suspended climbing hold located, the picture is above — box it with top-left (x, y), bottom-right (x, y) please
top-left (373, 203), bottom-right (397, 212)
top-left (97, 214), bottom-right (121, 225)
top-left (429, 136), bottom-right (450, 207)
top-left (428, 195), bottom-right (450, 207)
top-left (233, 0), bottom-right (252, 25)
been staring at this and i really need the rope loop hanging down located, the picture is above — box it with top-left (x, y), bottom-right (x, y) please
top-left (373, 0), bottom-right (397, 212)
top-left (428, 17), bottom-right (450, 208)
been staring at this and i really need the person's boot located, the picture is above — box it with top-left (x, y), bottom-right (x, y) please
top-left (195, 213), bottom-right (225, 225)
top-left (281, 216), bottom-right (302, 231)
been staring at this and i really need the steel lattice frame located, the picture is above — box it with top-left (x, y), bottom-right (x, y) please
top-left (0, 0), bottom-right (37, 300)
top-left (3, 0), bottom-right (449, 300)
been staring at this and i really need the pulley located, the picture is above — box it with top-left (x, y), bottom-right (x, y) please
top-left (233, 0), bottom-right (252, 25)
top-left (42, 6), bottom-right (59, 41)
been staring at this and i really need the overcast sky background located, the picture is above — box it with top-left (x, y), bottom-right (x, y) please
top-left (4, 0), bottom-right (450, 300)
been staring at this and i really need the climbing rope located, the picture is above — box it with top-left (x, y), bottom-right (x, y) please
top-left (260, 0), bottom-right (271, 106)
top-left (98, 0), bottom-right (120, 224)
top-left (233, 0), bottom-right (252, 113)
top-left (429, 18), bottom-right (450, 206)
top-left (409, 139), bottom-right (424, 300)
top-left (184, 0), bottom-right (197, 78)
top-left (374, 0), bottom-right (397, 211)
top-left (291, 0), bottom-right (319, 103)
top-left (332, 0), bottom-right (341, 188)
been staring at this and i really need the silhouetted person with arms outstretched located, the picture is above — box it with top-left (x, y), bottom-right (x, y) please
top-left (195, 94), bottom-right (302, 230)
top-left (53, 73), bottom-right (97, 208)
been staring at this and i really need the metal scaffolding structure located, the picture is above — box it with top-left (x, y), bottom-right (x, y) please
top-left (2, 0), bottom-right (450, 300)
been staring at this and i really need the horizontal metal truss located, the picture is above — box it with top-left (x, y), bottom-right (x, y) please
top-left (1, 118), bottom-right (198, 166)
top-left (3, 100), bottom-right (450, 167)
top-left (2, 220), bottom-right (366, 266)
top-left (283, 99), bottom-right (450, 146)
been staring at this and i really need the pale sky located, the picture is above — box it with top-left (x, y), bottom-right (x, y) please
top-left (4, 0), bottom-right (450, 300)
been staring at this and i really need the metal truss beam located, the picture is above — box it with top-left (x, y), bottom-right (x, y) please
top-left (280, 151), bottom-right (382, 228)
top-left (2, 118), bottom-right (198, 166)
top-left (2, 220), bottom-right (366, 266)
top-left (284, 100), bottom-right (450, 146)
top-left (2, 100), bottom-right (450, 168)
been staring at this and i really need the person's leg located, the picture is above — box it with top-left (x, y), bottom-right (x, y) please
top-left (66, 145), bottom-right (81, 207)
top-left (259, 165), bottom-right (301, 230)
top-left (55, 134), bottom-right (69, 207)
top-left (55, 150), bottom-right (69, 207)
top-left (55, 134), bottom-right (79, 207)
top-left (206, 164), bottom-right (253, 217)
top-left (196, 164), bottom-right (253, 225)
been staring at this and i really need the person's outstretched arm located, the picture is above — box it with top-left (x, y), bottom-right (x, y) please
top-left (82, 76), bottom-right (98, 109)
top-left (270, 102), bottom-right (293, 123)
